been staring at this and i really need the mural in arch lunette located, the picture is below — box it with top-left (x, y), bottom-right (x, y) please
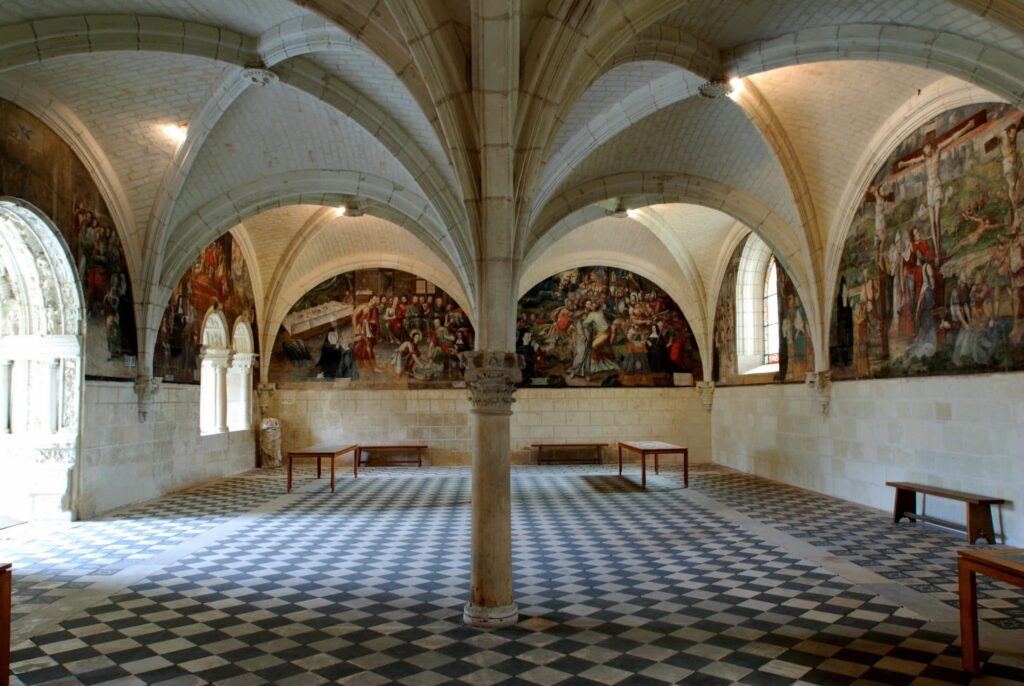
top-left (0, 100), bottom-right (138, 379)
top-left (711, 235), bottom-right (815, 383)
top-left (154, 234), bottom-right (257, 384)
top-left (831, 103), bottom-right (1024, 379)
top-left (516, 266), bottom-right (701, 387)
top-left (269, 268), bottom-right (473, 388)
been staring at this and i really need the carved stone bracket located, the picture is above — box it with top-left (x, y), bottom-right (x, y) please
top-left (461, 350), bottom-right (521, 415)
top-left (134, 375), bottom-right (161, 423)
top-left (257, 382), bottom-right (277, 415)
top-left (805, 370), bottom-right (832, 416)
top-left (695, 380), bottom-right (715, 411)
top-left (241, 67), bottom-right (279, 87)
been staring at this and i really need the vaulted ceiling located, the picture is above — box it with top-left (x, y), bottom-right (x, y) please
top-left (1, 0), bottom-right (1020, 375)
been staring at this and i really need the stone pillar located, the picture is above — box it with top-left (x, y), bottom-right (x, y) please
top-left (0, 360), bottom-right (11, 433)
top-left (48, 359), bottom-right (60, 433)
top-left (230, 353), bottom-right (255, 430)
top-left (462, 350), bottom-right (521, 628)
top-left (214, 358), bottom-right (229, 433)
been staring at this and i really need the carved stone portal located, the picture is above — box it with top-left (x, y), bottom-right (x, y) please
top-left (461, 350), bottom-right (521, 415)
top-left (260, 417), bottom-right (283, 468)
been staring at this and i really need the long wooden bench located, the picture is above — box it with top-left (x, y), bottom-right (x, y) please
top-left (355, 444), bottom-right (427, 477)
top-left (533, 443), bottom-right (606, 464)
top-left (886, 481), bottom-right (1006, 544)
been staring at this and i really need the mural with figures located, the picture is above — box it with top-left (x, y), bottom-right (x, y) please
top-left (831, 103), bottom-right (1024, 378)
top-left (269, 268), bottom-right (472, 387)
top-left (516, 266), bottom-right (701, 387)
top-left (0, 100), bottom-right (138, 379)
top-left (154, 234), bottom-right (257, 383)
top-left (712, 235), bottom-right (814, 383)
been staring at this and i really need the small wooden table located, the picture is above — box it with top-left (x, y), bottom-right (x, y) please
top-left (287, 444), bottom-right (357, 492)
top-left (355, 444), bottom-right (427, 477)
top-left (1, 562), bottom-right (10, 680)
top-left (533, 443), bottom-right (606, 464)
top-left (618, 440), bottom-right (688, 490)
top-left (957, 548), bottom-right (1024, 674)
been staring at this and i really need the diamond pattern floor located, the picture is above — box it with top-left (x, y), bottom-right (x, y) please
top-left (6, 464), bottom-right (1024, 685)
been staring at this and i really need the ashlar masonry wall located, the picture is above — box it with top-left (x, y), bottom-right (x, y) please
top-left (268, 386), bottom-right (711, 466)
top-left (712, 373), bottom-right (1024, 545)
top-left (78, 381), bottom-right (255, 518)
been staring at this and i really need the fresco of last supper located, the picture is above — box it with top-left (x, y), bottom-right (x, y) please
top-left (516, 266), bottom-right (701, 387)
top-left (831, 102), bottom-right (1024, 379)
top-left (269, 268), bottom-right (473, 388)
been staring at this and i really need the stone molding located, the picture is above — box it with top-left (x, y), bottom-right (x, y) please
top-left (696, 380), bottom-right (715, 411)
top-left (257, 382), bottom-right (276, 415)
top-left (461, 350), bottom-right (521, 415)
top-left (805, 370), bottom-right (831, 415)
top-left (134, 375), bottom-right (161, 423)
top-left (463, 601), bottom-right (519, 629)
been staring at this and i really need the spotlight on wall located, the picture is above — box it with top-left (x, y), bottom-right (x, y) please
top-left (336, 205), bottom-right (347, 217)
top-left (626, 208), bottom-right (641, 220)
top-left (159, 123), bottom-right (188, 145)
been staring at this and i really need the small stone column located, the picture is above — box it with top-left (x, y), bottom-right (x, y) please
top-left (0, 359), bottom-right (11, 433)
top-left (48, 359), bottom-right (60, 433)
top-left (461, 350), bottom-right (521, 628)
top-left (229, 353), bottom-right (255, 430)
top-left (214, 358), bottom-right (229, 433)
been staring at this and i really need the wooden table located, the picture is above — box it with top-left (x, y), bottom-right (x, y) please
top-left (618, 440), bottom-right (688, 490)
top-left (958, 547), bottom-right (1024, 674)
top-left (355, 444), bottom-right (427, 477)
top-left (533, 443), bottom-right (606, 464)
top-left (287, 444), bottom-right (357, 492)
top-left (1, 562), bottom-right (10, 681)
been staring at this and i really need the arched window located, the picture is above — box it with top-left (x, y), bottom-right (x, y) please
top-left (735, 234), bottom-right (780, 375)
top-left (199, 308), bottom-right (230, 435)
top-left (0, 198), bottom-right (83, 521)
top-left (228, 318), bottom-right (255, 431)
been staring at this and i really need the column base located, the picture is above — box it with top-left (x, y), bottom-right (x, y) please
top-left (463, 601), bottom-right (518, 629)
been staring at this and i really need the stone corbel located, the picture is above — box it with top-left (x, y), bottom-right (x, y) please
top-left (696, 380), bottom-right (715, 411)
top-left (134, 375), bottom-right (161, 423)
top-left (461, 350), bottom-right (521, 415)
top-left (805, 370), bottom-right (831, 415)
top-left (257, 382), bottom-right (276, 415)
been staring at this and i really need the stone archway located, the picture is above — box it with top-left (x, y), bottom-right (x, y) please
top-left (0, 198), bottom-right (84, 523)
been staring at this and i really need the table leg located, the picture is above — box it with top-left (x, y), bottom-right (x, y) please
top-left (330, 455), bottom-right (336, 492)
top-left (641, 453), bottom-right (647, 490)
top-left (595, 445), bottom-right (601, 464)
top-left (618, 444), bottom-right (623, 475)
top-left (287, 454), bottom-right (293, 493)
top-left (654, 453), bottom-right (659, 474)
top-left (354, 447), bottom-right (360, 479)
top-left (316, 456), bottom-right (322, 479)
top-left (417, 447), bottom-right (422, 468)
top-left (1, 565), bottom-right (10, 681)
top-left (684, 448), bottom-right (689, 488)
top-left (959, 558), bottom-right (980, 674)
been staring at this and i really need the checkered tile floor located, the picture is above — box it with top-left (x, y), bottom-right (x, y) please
top-left (7, 464), bottom-right (1024, 685)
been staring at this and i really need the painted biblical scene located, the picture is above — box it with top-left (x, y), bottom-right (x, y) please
top-left (154, 234), bottom-right (257, 383)
top-left (269, 268), bottom-right (472, 388)
top-left (516, 266), bottom-right (701, 387)
top-left (831, 103), bottom-right (1024, 379)
top-left (712, 235), bottom-right (814, 383)
top-left (0, 100), bottom-right (138, 379)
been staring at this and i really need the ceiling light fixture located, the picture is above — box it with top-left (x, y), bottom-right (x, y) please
top-left (610, 198), bottom-right (630, 219)
top-left (336, 205), bottom-right (347, 217)
top-left (726, 77), bottom-right (745, 101)
top-left (159, 123), bottom-right (188, 145)
top-left (698, 78), bottom-right (733, 99)
top-left (626, 208), bottom-right (641, 220)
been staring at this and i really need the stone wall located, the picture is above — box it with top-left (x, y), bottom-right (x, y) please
top-left (712, 373), bottom-right (1024, 545)
top-left (267, 386), bottom-right (711, 466)
top-left (78, 380), bottom-right (255, 517)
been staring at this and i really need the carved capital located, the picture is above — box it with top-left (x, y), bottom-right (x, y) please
top-left (696, 380), bottom-right (715, 411)
top-left (805, 370), bottom-right (832, 415)
top-left (241, 67), bottom-right (279, 87)
top-left (257, 382), bottom-right (276, 415)
top-left (461, 350), bottom-right (521, 415)
top-left (134, 375), bottom-right (161, 423)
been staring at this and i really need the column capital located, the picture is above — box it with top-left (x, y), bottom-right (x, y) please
top-left (231, 352), bottom-right (257, 369)
top-left (200, 346), bottom-right (232, 367)
top-left (695, 380), bottom-right (715, 411)
top-left (134, 375), bottom-right (161, 423)
top-left (461, 350), bottom-right (521, 415)
top-left (805, 370), bottom-right (832, 415)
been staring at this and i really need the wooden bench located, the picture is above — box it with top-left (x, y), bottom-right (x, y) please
top-left (2, 562), bottom-right (11, 680)
top-left (355, 444), bottom-right (427, 477)
top-left (532, 443), bottom-right (606, 464)
top-left (886, 481), bottom-right (1006, 544)
top-left (287, 444), bottom-right (357, 492)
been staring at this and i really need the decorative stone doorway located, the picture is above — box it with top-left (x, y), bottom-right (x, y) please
top-left (0, 199), bottom-right (84, 523)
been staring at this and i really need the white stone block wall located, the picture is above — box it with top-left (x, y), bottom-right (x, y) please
top-left (78, 380), bottom-right (255, 517)
top-left (268, 386), bottom-right (710, 467)
top-left (712, 373), bottom-right (1024, 545)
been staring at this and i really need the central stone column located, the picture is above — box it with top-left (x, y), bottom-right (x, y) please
top-left (462, 350), bottom-right (521, 628)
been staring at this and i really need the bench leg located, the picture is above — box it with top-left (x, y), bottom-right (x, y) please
top-left (893, 487), bottom-right (916, 523)
top-left (317, 456), bottom-right (322, 479)
top-left (354, 448), bottom-right (360, 479)
top-left (330, 456), bottom-right (336, 492)
top-left (967, 503), bottom-right (996, 544)
top-left (654, 453), bottom-right (659, 474)
top-left (684, 449), bottom-right (689, 488)
top-left (641, 453), bottom-right (647, 490)
top-left (618, 444), bottom-right (623, 475)
top-left (287, 454), bottom-right (293, 493)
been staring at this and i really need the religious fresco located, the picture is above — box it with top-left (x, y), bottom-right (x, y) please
top-left (154, 234), bottom-right (257, 383)
top-left (831, 103), bottom-right (1024, 379)
top-left (269, 268), bottom-right (472, 388)
top-left (0, 100), bottom-right (138, 379)
top-left (516, 266), bottom-right (701, 387)
top-left (712, 236), bottom-right (814, 383)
